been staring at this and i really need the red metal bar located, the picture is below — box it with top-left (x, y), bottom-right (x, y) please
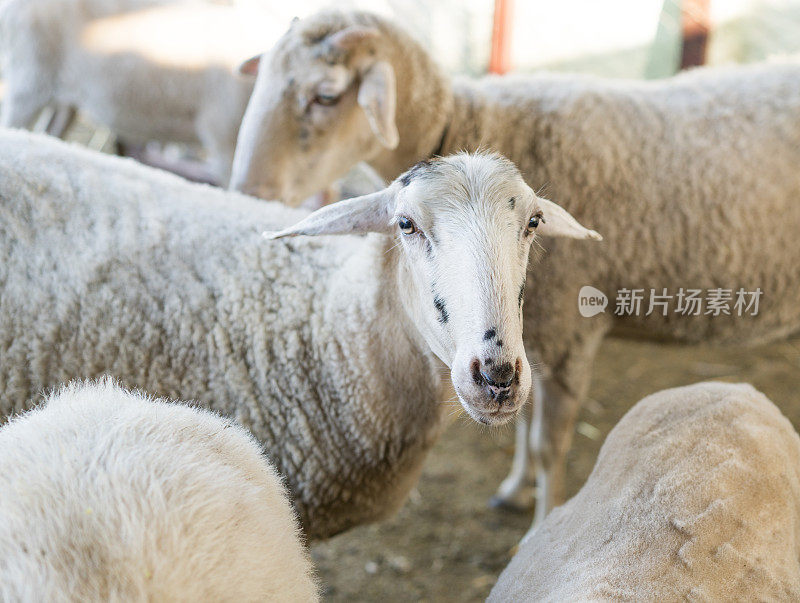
top-left (489, 0), bottom-right (513, 74)
top-left (680, 0), bottom-right (711, 69)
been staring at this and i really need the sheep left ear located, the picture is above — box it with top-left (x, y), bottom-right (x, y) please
top-left (239, 55), bottom-right (261, 76)
top-left (358, 61), bottom-right (399, 149)
top-left (264, 188), bottom-right (396, 239)
top-left (535, 197), bottom-right (603, 241)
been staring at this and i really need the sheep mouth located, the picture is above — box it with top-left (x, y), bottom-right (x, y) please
top-left (465, 405), bottom-right (519, 426)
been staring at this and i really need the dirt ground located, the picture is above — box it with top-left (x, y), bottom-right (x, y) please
top-left (312, 336), bottom-right (800, 601)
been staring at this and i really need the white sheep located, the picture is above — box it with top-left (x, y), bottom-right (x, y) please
top-left (489, 381), bottom-right (800, 601)
top-left (0, 130), bottom-right (600, 539)
top-left (228, 9), bottom-right (800, 523)
top-left (0, 379), bottom-right (318, 602)
top-left (0, 0), bottom-right (281, 183)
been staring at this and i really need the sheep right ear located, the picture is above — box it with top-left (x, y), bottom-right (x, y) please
top-left (535, 197), bottom-right (603, 241)
top-left (239, 55), bottom-right (261, 76)
top-left (264, 188), bottom-right (396, 238)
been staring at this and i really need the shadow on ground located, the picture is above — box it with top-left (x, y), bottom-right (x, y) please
top-left (313, 336), bottom-right (800, 601)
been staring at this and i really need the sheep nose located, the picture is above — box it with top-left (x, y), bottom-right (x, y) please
top-left (472, 360), bottom-right (520, 402)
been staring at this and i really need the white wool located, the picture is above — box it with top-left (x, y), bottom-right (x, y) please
top-left (0, 130), bottom-right (591, 538)
top-left (228, 9), bottom-right (800, 520)
top-left (0, 379), bottom-right (318, 602)
top-left (489, 382), bottom-right (800, 601)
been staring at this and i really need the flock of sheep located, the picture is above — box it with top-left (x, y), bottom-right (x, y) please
top-left (1, 0), bottom-right (800, 600)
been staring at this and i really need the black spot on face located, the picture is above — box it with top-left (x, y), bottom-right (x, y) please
top-left (496, 340), bottom-right (503, 348)
top-left (483, 328), bottom-right (496, 341)
top-left (484, 358), bottom-right (493, 366)
top-left (400, 159), bottom-right (433, 187)
top-left (425, 238), bottom-right (433, 258)
top-left (509, 197), bottom-right (516, 209)
top-left (518, 283), bottom-right (525, 308)
top-left (434, 295), bottom-right (449, 323)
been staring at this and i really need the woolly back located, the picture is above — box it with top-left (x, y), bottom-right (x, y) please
top-left (490, 381), bottom-right (800, 601)
top-left (0, 380), bottom-right (318, 602)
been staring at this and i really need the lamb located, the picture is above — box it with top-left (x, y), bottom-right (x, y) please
top-left (489, 381), bottom-right (800, 601)
top-left (228, 9), bottom-right (800, 523)
top-left (0, 379), bottom-right (318, 602)
top-left (0, 130), bottom-right (600, 539)
top-left (0, 0), bottom-right (275, 184)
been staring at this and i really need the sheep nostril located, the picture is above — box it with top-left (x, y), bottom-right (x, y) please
top-left (473, 359), bottom-right (521, 404)
top-left (471, 358), bottom-right (484, 386)
top-left (482, 362), bottom-right (515, 390)
top-left (480, 371), bottom-right (513, 390)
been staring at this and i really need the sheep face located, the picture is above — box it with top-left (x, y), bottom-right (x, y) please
top-left (231, 17), bottom-right (397, 205)
top-left (265, 152), bottom-right (601, 426)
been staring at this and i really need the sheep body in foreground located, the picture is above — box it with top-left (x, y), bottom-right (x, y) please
top-left (0, 131), bottom-right (597, 538)
top-left (489, 381), bottom-right (800, 601)
top-left (0, 380), bottom-right (318, 602)
top-left (0, 0), bottom-right (271, 182)
top-left (229, 10), bottom-right (800, 520)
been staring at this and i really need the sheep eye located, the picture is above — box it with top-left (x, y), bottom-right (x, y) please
top-left (527, 212), bottom-right (544, 234)
top-left (397, 217), bottom-right (416, 235)
top-left (315, 93), bottom-right (339, 106)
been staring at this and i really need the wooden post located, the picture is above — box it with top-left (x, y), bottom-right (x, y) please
top-left (680, 0), bottom-right (711, 69)
top-left (489, 0), bottom-right (513, 74)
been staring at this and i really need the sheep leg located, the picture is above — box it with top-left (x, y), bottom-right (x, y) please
top-left (196, 107), bottom-right (235, 187)
top-left (490, 381), bottom-right (538, 511)
top-left (528, 378), bottom-right (579, 526)
top-left (205, 141), bottom-right (234, 188)
top-left (528, 327), bottom-right (607, 530)
top-left (44, 106), bottom-right (76, 138)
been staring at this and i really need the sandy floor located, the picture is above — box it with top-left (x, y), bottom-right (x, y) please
top-left (313, 335), bottom-right (800, 601)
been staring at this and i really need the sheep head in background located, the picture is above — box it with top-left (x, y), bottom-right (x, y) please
top-left (230, 10), bottom-right (446, 205)
top-left (266, 152), bottom-right (601, 425)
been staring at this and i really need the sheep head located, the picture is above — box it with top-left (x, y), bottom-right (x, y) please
top-left (230, 11), bottom-right (402, 205)
top-left (265, 152), bottom-right (601, 425)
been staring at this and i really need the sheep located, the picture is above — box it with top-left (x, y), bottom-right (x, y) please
top-left (0, 130), bottom-right (600, 539)
top-left (227, 9), bottom-right (800, 523)
top-left (489, 381), bottom-right (800, 601)
top-left (0, 0), bottom-right (277, 184)
top-left (0, 379), bottom-right (318, 602)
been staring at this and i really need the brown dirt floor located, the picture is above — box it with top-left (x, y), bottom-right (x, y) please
top-left (312, 336), bottom-right (800, 601)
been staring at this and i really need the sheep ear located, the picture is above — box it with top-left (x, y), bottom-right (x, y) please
top-left (358, 61), bottom-right (399, 149)
top-left (327, 26), bottom-right (379, 50)
top-left (239, 55), bottom-right (261, 76)
top-left (535, 197), bottom-right (603, 241)
top-left (264, 188), bottom-right (396, 239)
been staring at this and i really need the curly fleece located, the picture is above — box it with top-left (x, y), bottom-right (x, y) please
top-left (0, 130), bottom-right (446, 540)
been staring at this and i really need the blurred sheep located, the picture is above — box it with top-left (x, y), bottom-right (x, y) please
top-left (0, 379), bottom-right (318, 602)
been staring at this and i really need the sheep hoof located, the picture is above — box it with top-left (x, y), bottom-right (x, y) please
top-left (489, 494), bottom-right (534, 513)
